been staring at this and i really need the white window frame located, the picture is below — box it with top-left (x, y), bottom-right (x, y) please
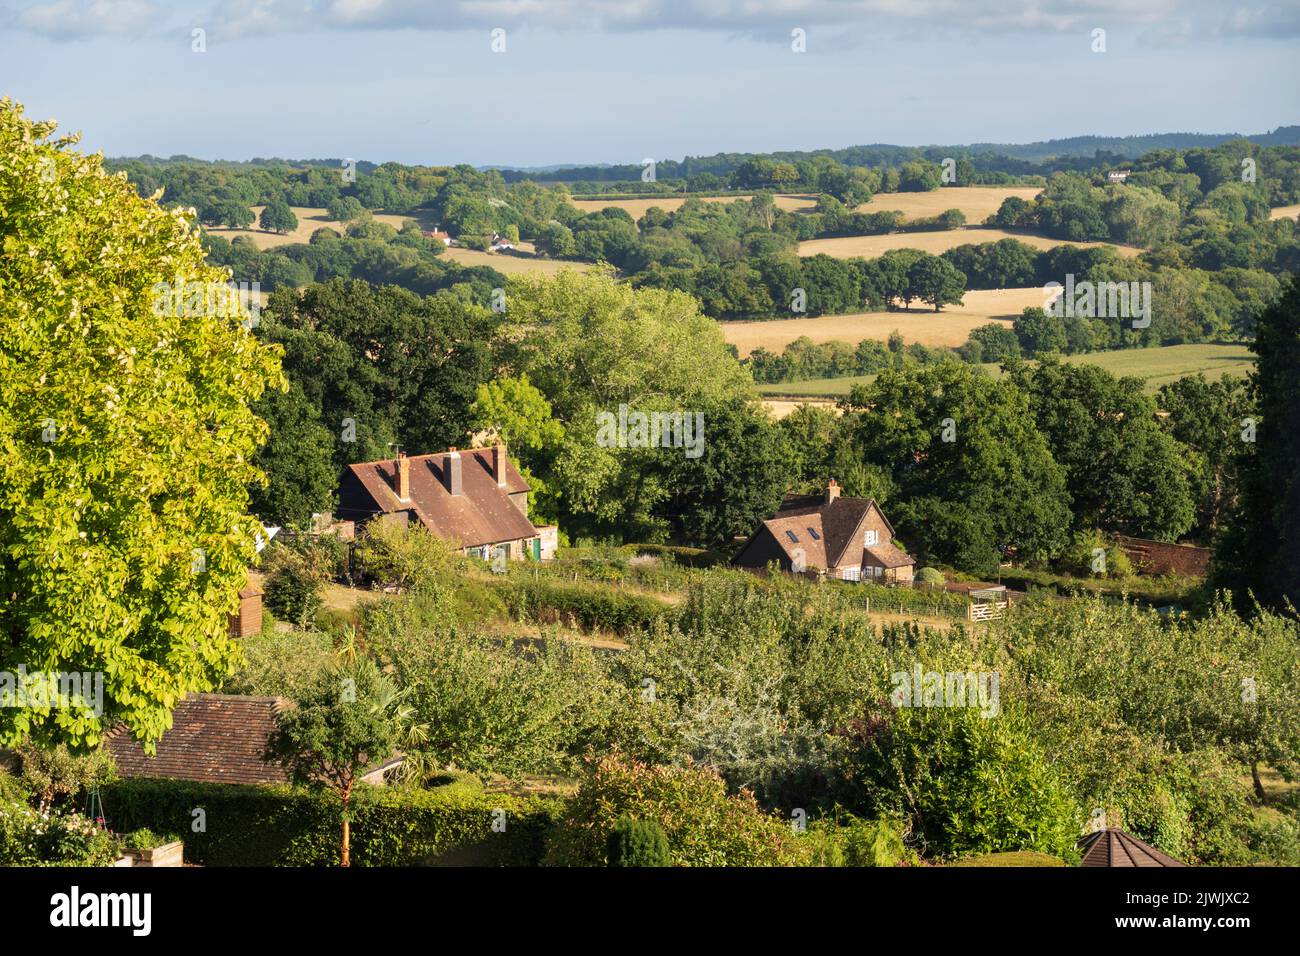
top-left (865, 529), bottom-right (879, 547)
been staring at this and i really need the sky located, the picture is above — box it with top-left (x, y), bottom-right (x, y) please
top-left (1, 0), bottom-right (1297, 167)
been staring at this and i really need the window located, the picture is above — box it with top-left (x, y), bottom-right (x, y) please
top-left (807, 527), bottom-right (821, 540)
top-left (865, 530), bottom-right (879, 547)
top-left (785, 530), bottom-right (799, 543)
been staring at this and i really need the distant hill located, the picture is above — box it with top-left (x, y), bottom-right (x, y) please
top-left (493, 127), bottom-right (1300, 182)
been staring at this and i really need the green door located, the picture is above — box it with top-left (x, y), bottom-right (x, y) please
top-left (531, 538), bottom-right (541, 561)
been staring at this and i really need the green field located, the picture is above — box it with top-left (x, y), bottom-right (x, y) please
top-left (757, 343), bottom-right (1255, 398)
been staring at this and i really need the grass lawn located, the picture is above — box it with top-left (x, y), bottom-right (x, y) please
top-left (757, 343), bottom-right (1255, 398)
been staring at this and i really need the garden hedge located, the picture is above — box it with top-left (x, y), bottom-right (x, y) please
top-left (100, 774), bottom-right (561, 867)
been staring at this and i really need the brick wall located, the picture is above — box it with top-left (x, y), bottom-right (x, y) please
top-left (1111, 534), bottom-right (1212, 577)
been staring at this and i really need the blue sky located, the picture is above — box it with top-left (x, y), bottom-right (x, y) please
top-left (1, 1), bottom-right (1297, 166)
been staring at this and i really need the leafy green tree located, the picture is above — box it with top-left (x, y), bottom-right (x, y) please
top-left (258, 278), bottom-right (495, 485)
top-left (907, 254), bottom-right (965, 311)
top-left (326, 196), bottom-right (367, 225)
top-left (661, 401), bottom-right (790, 548)
top-left (1215, 276), bottom-right (1300, 610)
top-left (1012, 359), bottom-right (1196, 540)
top-left (259, 200), bottom-right (298, 234)
top-left (247, 383), bottom-right (338, 526)
top-left (844, 363), bottom-right (1071, 572)
top-left (1014, 306), bottom-right (1068, 354)
top-left (1157, 374), bottom-right (1255, 537)
top-left (0, 98), bottom-right (283, 749)
top-left (471, 373), bottom-right (565, 521)
top-left (265, 659), bottom-right (409, 867)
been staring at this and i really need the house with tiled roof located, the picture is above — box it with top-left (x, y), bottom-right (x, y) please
top-left (335, 443), bottom-right (556, 563)
top-left (104, 693), bottom-right (401, 787)
top-left (732, 480), bottom-right (915, 583)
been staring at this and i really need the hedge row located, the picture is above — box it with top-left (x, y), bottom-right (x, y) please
top-left (493, 575), bottom-right (674, 636)
top-left (100, 774), bottom-right (561, 867)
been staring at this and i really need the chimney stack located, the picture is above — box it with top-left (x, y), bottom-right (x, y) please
top-left (493, 441), bottom-right (507, 489)
top-left (395, 452), bottom-right (410, 502)
top-left (825, 478), bottom-right (840, 504)
top-left (445, 450), bottom-right (463, 496)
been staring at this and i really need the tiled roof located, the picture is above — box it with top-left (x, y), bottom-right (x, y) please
top-left (866, 541), bottom-right (915, 569)
top-left (105, 693), bottom-right (289, 786)
top-left (345, 447), bottom-right (536, 549)
top-left (1078, 828), bottom-right (1186, 867)
top-left (769, 496), bottom-right (890, 569)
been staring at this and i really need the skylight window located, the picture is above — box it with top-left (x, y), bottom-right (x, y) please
top-left (785, 530), bottom-right (799, 543)
top-left (807, 528), bottom-right (821, 540)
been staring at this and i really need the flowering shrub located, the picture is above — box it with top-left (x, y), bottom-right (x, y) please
top-left (0, 798), bottom-right (122, 866)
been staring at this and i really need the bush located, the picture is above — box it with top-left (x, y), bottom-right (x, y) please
top-left (101, 774), bottom-right (559, 866)
top-left (495, 575), bottom-right (673, 636)
top-left (544, 755), bottom-right (803, 867)
top-left (0, 799), bottom-right (121, 866)
top-left (804, 814), bottom-right (912, 867)
top-left (915, 567), bottom-right (946, 590)
top-left (262, 541), bottom-right (332, 626)
top-left (606, 816), bottom-right (671, 867)
top-left (847, 705), bottom-right (1082, 861)
top-left (124, 827), bottom-right (180, 851)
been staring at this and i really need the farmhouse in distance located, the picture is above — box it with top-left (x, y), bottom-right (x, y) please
top-left (733, 480), bottom-right (916, 583)
top-left (336, 444), bottom-right (558, 563)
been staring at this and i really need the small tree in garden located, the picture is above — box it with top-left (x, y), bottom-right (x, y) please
top-left (606, 817), bottom-right (670, 867)
top-left (265, 660), bottom-right (410, 866)
top-left (11, 741), bottom-right (116, 813)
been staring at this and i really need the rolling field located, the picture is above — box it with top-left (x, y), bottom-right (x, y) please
top-left (1270, 203), bottom-right (1300, 221)
top-left (208, 207), bottom-right (590, 276)
top-left (207, 205), bottom-right (417, 249)
top-left (756, 343), bottom-right (1255, 398)
top-left (855, 185), bottom-right (1042, 221)
top-left (722, 287), bottom-right (1048, 355)
top-left (569, 194), bottom-right (816, 216)
top-left (797, 226), bottom-right (1142, 259)
top-left (441, 242), bottom-right (595, 275)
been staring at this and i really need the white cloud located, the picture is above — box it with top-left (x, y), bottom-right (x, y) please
top-left (6, 0), bottom-right (1298, 41)
top-left (12, 0), bottom-right (167, 39)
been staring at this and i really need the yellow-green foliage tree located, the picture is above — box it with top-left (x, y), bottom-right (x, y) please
top-left (0, 98), bottom-right (284, 750)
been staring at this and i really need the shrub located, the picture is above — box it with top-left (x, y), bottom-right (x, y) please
top-left (915, 567), bottom-right (946, 590)
top-left (606, 817), bottom-right (671, 867)
top-left (846, 705), bottom-right (1082, 861)
top-left (11, 741), bottom-right (116, 812)
top-left (101, 775), bottom-right (558, 866)
top-left (804, 814), bottom-right (912, 867)
top-left (495, 575), bottom-right (673, 636)
top-left (262, 541), bottom-right (332, 626)
top-left (544, 755), bottom-right (803, 867)
top-left (0, 800), bottom-right (121, 866)
top-left (124, 827), bottom-right (180, 851)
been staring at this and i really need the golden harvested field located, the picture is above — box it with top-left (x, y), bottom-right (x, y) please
top-left (569, 194), bottom-right (815, 216)
top-left (441, 243), bottom-right (595, 276)
top-left (761, 398), bottom-right (839, 420)
top-left (722, 287), bottom-right (1050, 355)
top-left (207, 206), bottom-right (417, 249)
top-left (797, 227), bottom-right (1141, 259)
top-left (1270, 203), bottom-right (1300, 221)
top-left (856, 185), bottom-right (1042, 222)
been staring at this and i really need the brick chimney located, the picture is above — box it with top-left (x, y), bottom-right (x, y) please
top-left (825, 478), bottom-right (840, 505)
top-left (395, 452), bottom-right (410, 502)
top-left (445, 449), bottom-right (463, 496)
top-left (493, 441), bottom-right (507, 489)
